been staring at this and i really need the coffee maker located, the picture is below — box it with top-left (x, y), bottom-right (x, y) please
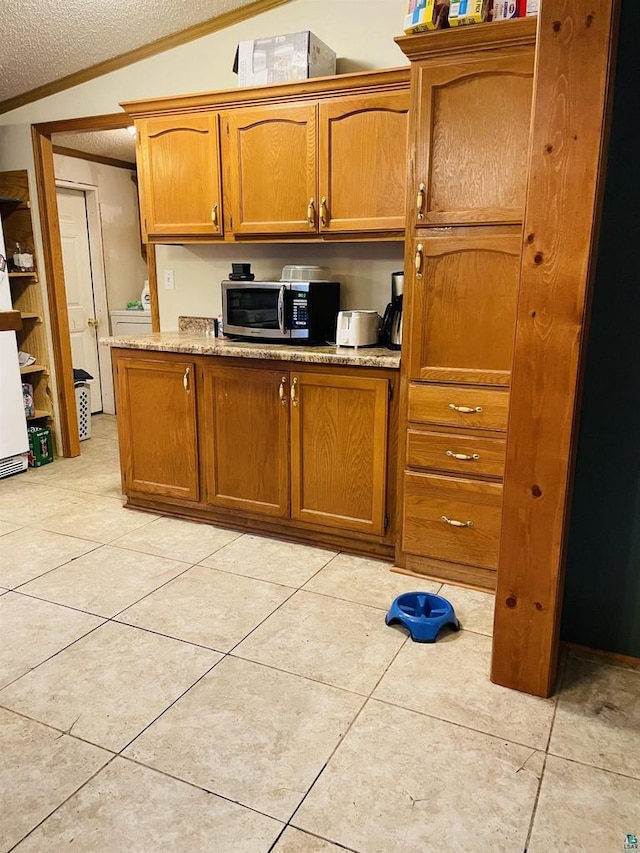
top-left (380, 271), bottom-right (404, 350)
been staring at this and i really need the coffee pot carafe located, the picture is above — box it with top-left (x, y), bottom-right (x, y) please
top-left (380, 271), bottom-right (404, 350)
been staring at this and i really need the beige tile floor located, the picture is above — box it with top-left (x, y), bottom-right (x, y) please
top-left (1, 414), bottom-right (639, 851)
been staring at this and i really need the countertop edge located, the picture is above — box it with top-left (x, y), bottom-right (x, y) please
top-left (99, 334), bottom-right (402, 370)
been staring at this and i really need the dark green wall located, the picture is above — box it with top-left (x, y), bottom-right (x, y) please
top-left (562, 0), bottom-right (640, 656)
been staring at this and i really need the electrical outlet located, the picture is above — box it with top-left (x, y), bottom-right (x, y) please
top-left (163, 269), bottom-right (175, 290)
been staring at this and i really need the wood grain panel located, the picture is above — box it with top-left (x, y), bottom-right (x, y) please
top-left (138, 113), bottom-right (223, 239)
top-left (224, 104), bottom-right (316, 236)
top-left (318, 91), bottom-right (409, 233)
top-left (201, 364), bottom-right (289, 516)
top-left (411, 52), bottom-right (534, 227)
top-left (290, 371), bottom-right (388, 534)
top-left (407, 428), bottom-right (506, 479)
top-left (409, 232), bottom-right (521, 385)
top-left (116, 356), bottom-right (199, 500)
top-left (408, 383), bottom-right (510, 431)
top-left (402, 471), bottom-right (503, 569)
top-left (492, 0), bottom-right (619, 698)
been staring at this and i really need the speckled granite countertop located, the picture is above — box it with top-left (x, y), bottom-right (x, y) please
top-left (100, 332), bottom-right (401, 369)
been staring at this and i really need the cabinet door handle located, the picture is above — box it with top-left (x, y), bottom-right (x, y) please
top-left (307, 198), bottom-right (316, 228)
top-left (449, 404), bottom-right (483, 414)
top-left (183, 367), bottom-right (190, 392)
top-left (320, 197), bottom-right (329, 228)
top-left (442, 515), bottom-right (473, 528)
top-left (278, 375), bottom-right (287, 406)
top-left (211, 204), bottom-right (219, 228)
top-left (290, 376), bottom-right (298, 407)
top-left (416, 182), bottom-right (426, 220)
top-left (446, 450), bottom-right (480, 461)
top-left (415, 243), bottom-right (424, 278)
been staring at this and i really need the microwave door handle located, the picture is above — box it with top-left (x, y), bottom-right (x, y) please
top-left (278, 285), bottom-right (286, 334)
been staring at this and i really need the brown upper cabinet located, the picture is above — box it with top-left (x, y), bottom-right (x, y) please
top-left (123, 68), bottom-right (410, 243)
top-left (224, 103), bottom-right (317, 237)
top-left (318, 91), bottom-right (409, 234)
top-left (412, 53), bottom-right (534, 228)
top-left (137, 113), bottom-right (224, 241)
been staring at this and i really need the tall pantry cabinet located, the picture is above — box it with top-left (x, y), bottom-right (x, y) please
top-left (395, 19), bottom-right (537, 590)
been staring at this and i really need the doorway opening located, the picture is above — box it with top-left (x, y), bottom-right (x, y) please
top-left (32, 115), bottom-right (159, 457)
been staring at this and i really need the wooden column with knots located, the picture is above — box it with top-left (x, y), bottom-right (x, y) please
top-left (491, 0), bottom-right (620, 697)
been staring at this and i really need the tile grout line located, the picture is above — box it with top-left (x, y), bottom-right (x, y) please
top-left (5, 753), bottom-right (120, 853)
top-left (280, 628), bottom-right (413, 844)
top-left (521, 649), bottom-right (569, 852)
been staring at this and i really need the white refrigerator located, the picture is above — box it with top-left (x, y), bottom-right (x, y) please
top-left (0, 213), bottom-right (29, 478)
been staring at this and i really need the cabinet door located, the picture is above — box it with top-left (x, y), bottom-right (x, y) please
top-left (201, 365), bottom-right (289, 516)
top-left (412, 53), bottom-right (534, 227)
top-left (318, 91), bottom-right (409, 233)
top-left (137, 113), bottom-right (223, 239)
top-left (290, 371), bottom-right (389, 535)
top-left (116, 357), bottom-right (199, 500)
top-left (407, 231), bottom-right (522, 386)
top-left (225, 104), bottom-right (317, 236)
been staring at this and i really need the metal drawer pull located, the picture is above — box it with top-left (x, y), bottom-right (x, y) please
top-left (290, 376), bottom-right (298, 407)
top-left (320, 197), bottom-right (329, 227)
top-left (183, 367), bottom-right (190, 392)
top-left (416, 182), bottom-right (426, 219)
top-left (442, 516), bottom-right (473, 528)
top-left (278, 375), bottom-right (287, 406)
top-left (446, 450), bottom-right (480, 461)
top-left (307, 198), bottom-right (316, 228)
top-left (449, 404), bottom-right (483, 414)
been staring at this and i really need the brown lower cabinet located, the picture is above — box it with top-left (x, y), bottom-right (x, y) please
top-left (113, 349), bottom-right (397, 557)
top-left (116, 356), bottom-right (200, 501)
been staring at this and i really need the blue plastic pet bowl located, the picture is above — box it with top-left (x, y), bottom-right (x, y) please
top-left (385, 591), bottom-right (460, 643)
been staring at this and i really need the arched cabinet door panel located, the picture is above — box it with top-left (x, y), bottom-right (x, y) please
top-left (224, 104), bottom-right (317, 236)
top-left (318, 90), bottom-right (410, 234)
top-left (137, 113), bottom-right (224, 240)
top-left (411, 53), bottom-right (534, 228)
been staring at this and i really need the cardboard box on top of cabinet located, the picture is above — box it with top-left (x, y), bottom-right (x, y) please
top-left (234, 31), bottom-right (336, 87)
top-left (449, 0), bottom-right (490, 25)
top-left (404, 0), bottom-right (450, 33)
top-left (492, 0), bottom-right (538, 18)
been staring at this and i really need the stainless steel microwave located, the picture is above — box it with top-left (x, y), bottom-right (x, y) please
top-left (221, 280), bottom-right (340, 343)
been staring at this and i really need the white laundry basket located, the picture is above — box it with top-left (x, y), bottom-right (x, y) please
top-left (75, 382), bottom-right (91, 441)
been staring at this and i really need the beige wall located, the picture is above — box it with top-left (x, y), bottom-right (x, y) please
top-left (53, 154), bottom-right (148, 311)
top-left (156, 242), bottom-right (403, 331)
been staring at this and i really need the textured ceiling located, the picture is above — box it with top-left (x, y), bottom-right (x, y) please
top-left (0, 0), bottom-right (259, 105)
top-left (53, 130), bottom-right (137, 164)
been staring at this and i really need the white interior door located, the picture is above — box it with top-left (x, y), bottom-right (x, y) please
top-left (57, 186), bottom-right (103, 412)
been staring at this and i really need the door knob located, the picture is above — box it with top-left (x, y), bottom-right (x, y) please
top-left (87, 317), bottom-right (98, 328)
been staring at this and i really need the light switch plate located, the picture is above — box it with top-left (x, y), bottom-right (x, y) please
top-left (163, 269), bottom-right (175, 290)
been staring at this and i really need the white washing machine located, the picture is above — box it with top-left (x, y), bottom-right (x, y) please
top-left (110, 310), bottom-right (153, 336)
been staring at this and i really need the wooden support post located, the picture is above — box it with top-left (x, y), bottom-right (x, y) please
top-left (491, 0), bottom-right (620, 696)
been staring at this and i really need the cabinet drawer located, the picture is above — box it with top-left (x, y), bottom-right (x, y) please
top-left (407, 429), bottom-right (506, 478)
top-left (402, 472), bottom-right (503, 570)
top-left (408, 383), bottom-right (509, 431)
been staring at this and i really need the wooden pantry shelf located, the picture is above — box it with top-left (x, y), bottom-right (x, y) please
top-left (9, 271), bottom-right (38, 280)
top-left (20, 363), bottom-right (47, 375)
top-left (0, 310), bottom-right (22, 332)
top-left (20, 312), bottom-right (41, 321)
top-left (26, 409), bottom-right (51, 421)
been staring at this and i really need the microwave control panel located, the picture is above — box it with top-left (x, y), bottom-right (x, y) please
top-left (291, 291), bottom-right (309, 327)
